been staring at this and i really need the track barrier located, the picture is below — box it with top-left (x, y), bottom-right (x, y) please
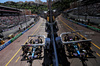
top-left (0, 20), bottom-right (39, 51)
top-left (0, 40), bottom-right (11, 51)
top-left (65, 17), bottom-right (100, 32)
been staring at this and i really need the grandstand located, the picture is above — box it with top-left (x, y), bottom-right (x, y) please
top-left (0, 5), bottom-right (31, 31)
top-left (64, 0), bottom-right (100, 25)
top-left (73, 3), bottom-right (100, 16)
top-left (0, 5), bottom-right (22, 16)
top-left (69, 0), bottom-right (100, 17)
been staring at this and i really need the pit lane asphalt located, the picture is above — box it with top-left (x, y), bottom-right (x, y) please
top-left (0, 17), bottom-right (47, 66)
top-left (57, 15), bottom-right (100, 66)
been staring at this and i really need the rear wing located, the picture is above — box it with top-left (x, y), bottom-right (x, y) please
top-left (60, 32), bottom-right (91, 44)
top-left (21, 44), bottom-right (45, 47)
top-left (62, 39), bottom-right (91, 44)
top-left (60, 31), bottom-right (83, 37)
top-left (21, 35), bottom-right (46, 47)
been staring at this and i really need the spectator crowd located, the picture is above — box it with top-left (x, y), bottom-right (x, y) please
top-left (73, 3), bottom-right (100, 16)
top-left (0, 15), bottom-right (31, 32)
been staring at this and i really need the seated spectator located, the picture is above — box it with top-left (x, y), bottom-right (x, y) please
top-left (0, 16), bottom-right (31, 32)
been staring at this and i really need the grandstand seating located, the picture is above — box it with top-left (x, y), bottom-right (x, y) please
top-left (73, 3), bottom-right (100, 16)
top-left (0, 16), bottom-right (31, 32)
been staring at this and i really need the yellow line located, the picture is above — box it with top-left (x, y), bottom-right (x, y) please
top-left (96, 53), bottom-right (100, 56)
top-left (15, 57), bottom-right (20, 63)
top-left (63, 24), bottom-right (71, 31)
top-left (5, 21), bottom-right (43, 66)
top-left (5, 48), bottom-right (21, 66)
top-left (59, 18), bottom-right (100, 49)
top-left (59, 17), bottom-right (100, 57)
top-left (91, 42), bottom-right (100, 49)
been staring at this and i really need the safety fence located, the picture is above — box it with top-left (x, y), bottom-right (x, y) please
top-left (65, 18), bottom-right (100, 32)
top-left (0, 21), bottom-right (38, 51)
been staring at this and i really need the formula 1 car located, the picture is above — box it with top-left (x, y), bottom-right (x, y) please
top-left (60, 31), bottom-right (95, 66)
top-left (21, 35), bottom-right (46, 66)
